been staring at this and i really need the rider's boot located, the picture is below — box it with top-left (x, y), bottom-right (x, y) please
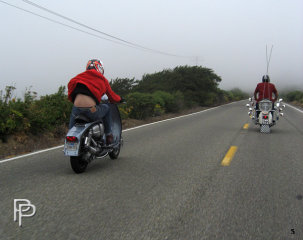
top-left (106, 133), bottom-right (114, 145)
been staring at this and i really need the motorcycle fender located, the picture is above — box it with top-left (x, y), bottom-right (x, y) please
top-left (64, 123), bottom-right (94, 156)
top-left (259, 112), bottom-right (271, 125)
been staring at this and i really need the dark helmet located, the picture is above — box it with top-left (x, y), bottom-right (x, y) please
top-left (262, 75), bottom-right (270, 83)
top-left (86, 59), bottom-right (104, 74)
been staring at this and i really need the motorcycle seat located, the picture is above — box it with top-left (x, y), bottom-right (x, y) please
top-left (75, 114), bottom-right (90, 124)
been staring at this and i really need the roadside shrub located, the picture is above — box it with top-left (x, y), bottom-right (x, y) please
top-left (228, 88), bottom-right (249, 101)
top-left (118, 106), bottom-right (129, 120)
top-left (285, 91), bottom-right (303, 103)
top-left (203, 92), bottom-right (218, 106)
top-left (29, 86), bottom-right (72, 133)
top-left (126, 92), bottom-right (156, 119)
top-left (172, 91), bottom-right (185, 111)
top-left (152, 91), bottom-right (180, 113)
top-left (153, 104), bottom-right (165, 116)
top-left (0, 106), bottom-right (22, 140)
top-left (0, 86), bottom-right (25, 141)
top-left (0, 86), bottom-right (72, 140)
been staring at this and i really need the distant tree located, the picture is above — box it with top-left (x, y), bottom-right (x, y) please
top-left (110, 78), bottom-right (138, 96)
top-left (228, 88), bottom-right (249, 101)
top-left (134, 65), bottom-right (222, 106)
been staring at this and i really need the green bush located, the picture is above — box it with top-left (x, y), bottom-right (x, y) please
top-left (153, 104), bottom-right (165, 116)
top-left (0, 86), bottom-right (72, 140)
top-left (118, 105), bottom-right (129, 120)
top-left (126, 92), bottom-right (156, 119)
top-left (228, 88), bottom-right (249, 101)
top-left (172, 91), bottom-right (185, 111)
top-left (284, 91), bottom-right (303, 103)
top-left (0, 86), bottom-right (25, 140)
top-left (29, 86), bottom-right (72, 133)
top-left (152, 91), bottom-right (180, 113)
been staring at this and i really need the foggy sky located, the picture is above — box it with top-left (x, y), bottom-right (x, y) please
top-left (1, 0), bottom-right (302, 98)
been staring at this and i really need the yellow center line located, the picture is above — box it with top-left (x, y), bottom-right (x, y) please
top-left (221, 146), bottom-right (238, 166)
top-left (243, 123), bottom-right (249, 129)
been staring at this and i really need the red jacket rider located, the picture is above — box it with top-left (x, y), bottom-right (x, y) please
top-left (67, 59), bottom-right (122, 144)
top-left (254, 75), bottom-right (278, 103)
top-left (68, 67), bottom-right (121, 104)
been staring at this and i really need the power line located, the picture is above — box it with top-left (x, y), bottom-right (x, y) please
top-left (0, 0), bottom-right (192, 58)
top-left (21, 0), bottom-right (191, 58)
top-left (22, 0), bottom-right (148, 52)
top-left (0, 0), bottom-right (140, 49)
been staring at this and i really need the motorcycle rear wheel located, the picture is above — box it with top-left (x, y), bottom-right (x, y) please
top-left (70, 156), bottom-right (88, 173)
top-left (260, 124), bottom-right (270, 133)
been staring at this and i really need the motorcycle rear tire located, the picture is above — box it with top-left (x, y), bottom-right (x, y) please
top-left (260, 124), bottom-right (270, 133)
top-left (70, 156), bottom-right (88, 173)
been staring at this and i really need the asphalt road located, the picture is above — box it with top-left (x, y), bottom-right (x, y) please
top-left (0, 101), bottom-right (302, 240)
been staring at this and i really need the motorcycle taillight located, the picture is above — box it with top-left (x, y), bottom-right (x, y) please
top-left (66, 136), bottom-right (77, 142)
top-left (263, 115), bottom-right (268, 119)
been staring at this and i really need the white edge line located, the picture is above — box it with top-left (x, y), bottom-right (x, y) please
top-left (285, 103), bottom-right (303, 114)
top-left (0, 145), bottom-right (64, 164)
top-left (0, 101), bottom-right (239, 164)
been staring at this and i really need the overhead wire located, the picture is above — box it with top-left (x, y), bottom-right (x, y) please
top-left (0, 0), bottom-right (138, 49)
top-left (20, 0), bottom-right (192, 58)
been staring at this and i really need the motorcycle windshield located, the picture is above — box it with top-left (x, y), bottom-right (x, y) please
top-left (109, 104), bottom-right (122, 143)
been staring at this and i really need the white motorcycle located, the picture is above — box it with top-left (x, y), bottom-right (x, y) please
top-left (64, 103), bottom-right (123, 173)
top-left (246, 98), bottom-right (285, 133)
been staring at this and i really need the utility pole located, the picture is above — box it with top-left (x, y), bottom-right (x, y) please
top-left (193, 56), bottom-right (202, 66)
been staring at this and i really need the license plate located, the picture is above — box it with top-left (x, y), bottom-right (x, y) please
top-left (262, 118), bottom-right (269, 123)
top-left (66, 142), bottom-right (78, 151)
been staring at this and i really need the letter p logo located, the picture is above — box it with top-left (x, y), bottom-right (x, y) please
top-left (14, 199), bottom-right (36, 227)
